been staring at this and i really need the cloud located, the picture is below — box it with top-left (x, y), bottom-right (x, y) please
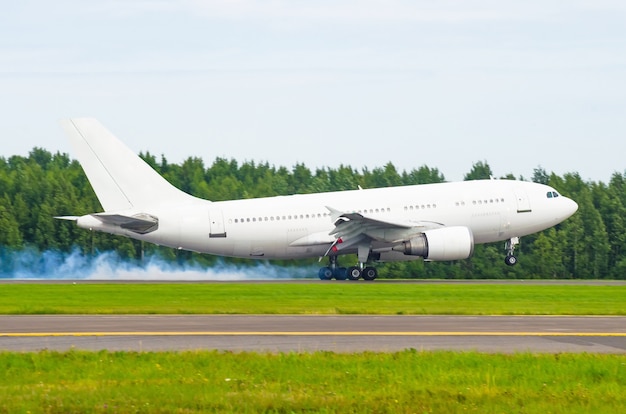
top-left (180, 0), bottom-right (626, 24)
top-left (46, 0), bottom-right (590, 24)
top-left (6, 0), bottom-right (626, 26)
top-left (184, 0), bottom-right (510, 23)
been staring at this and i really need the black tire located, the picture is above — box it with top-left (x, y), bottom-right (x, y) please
top-left (318, 267), bottom-right (333, 280)
top-left (334, 267), bottom-right (348, 280)
top-left (346, 266), bottom-right (361, 281)
top-left (504, 255), bottom-right (518, 266)
top-left (362, 267), bottom-right (378, 281)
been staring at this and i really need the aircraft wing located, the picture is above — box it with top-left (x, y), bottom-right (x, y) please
top-left (325, 206), bottom-right (443, 256)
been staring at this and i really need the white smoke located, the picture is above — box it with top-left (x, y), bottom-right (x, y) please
top-left (0, 248), bottom-right (315, 280)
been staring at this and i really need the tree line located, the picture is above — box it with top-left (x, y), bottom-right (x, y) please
top-left (1, 148), bottom-right (624, 279)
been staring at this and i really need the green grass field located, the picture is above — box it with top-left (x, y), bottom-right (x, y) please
top-left (1, 350), bottom-right (625, 413)
top-left (0, 282), bottom-right (624, 315)
top-left (2, 282), bottom-right (625, 413)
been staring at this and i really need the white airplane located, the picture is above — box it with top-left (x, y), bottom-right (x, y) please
top-left (58, 118), bottom-right (578, 280)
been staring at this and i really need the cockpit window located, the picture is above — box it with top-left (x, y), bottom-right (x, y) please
top-left (546, 191), bottom-right (559, 198)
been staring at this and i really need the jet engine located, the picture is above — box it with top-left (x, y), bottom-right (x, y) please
top-left (392, 226), bottom-right (474, 261)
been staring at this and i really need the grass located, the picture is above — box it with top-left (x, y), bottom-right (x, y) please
top-left (0, 282), bottom-right (624, 315)
top-left (0, 350), bottom-right (624, 413)
top-left (1, 283), bottom-right (625, 413)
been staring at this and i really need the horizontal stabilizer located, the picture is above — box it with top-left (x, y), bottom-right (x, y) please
top-left (54, 216), bottom-right (79, 221)
top-left (92, 212), bottom-right (159, 234)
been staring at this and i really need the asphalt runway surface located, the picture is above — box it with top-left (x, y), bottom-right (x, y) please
top-left (1, 315), bottom-right (625, 353)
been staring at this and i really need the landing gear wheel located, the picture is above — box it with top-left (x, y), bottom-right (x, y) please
top-left (318, 267), bottom-right (333, 280)
top-left (334, 267), bottom-right (347, 280)
top-left (504, 255), bottom-right (518, 266)
top-left (347, 266), bottom-right (362, 281)
top-left (362, 267), bottom-right (378, 281)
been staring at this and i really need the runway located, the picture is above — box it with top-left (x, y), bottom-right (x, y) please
top-left (1, 315), bottom-right (625, 353)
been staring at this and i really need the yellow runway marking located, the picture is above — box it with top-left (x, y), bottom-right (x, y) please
top-left (2, 332), bottom-right (626, 337)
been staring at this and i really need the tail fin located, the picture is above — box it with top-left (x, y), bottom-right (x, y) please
top-left (61, 118), bottom-right (196, 211)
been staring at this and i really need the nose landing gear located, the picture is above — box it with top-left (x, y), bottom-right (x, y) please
top-left (504, 237), bottom-right (520, 266)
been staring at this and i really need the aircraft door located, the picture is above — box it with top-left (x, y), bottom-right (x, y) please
top-left (208, 207), bottom-right (227, 238)
top-left (514, 188), bottom-right (532, 213)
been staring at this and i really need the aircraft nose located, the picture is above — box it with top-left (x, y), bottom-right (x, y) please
top-left (563, 197), bottom-right (578, 218)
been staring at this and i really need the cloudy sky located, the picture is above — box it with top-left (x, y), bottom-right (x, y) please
top-left (1, 0), bottom-right (625, 183)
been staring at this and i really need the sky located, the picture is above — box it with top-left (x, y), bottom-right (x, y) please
top-left (1, 0), bottom-right (625, 183)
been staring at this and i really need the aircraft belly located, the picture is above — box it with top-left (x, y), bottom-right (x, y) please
top-left (231, 239), bottom-right (251, 258)
top-left (508, 211), bottom-right (554, 239)
top-left (284, 226), bottom-right (333, 259)
top-left (223, 227), bottom-right (279, 258)
top-left (470, 211), bottom-right (504, 244)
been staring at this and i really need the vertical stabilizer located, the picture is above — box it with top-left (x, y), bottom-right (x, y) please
top-left (61, 118), bottom-right (196, 211)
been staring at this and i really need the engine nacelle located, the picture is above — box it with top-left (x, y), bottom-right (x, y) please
top-left (392, 226), bottom-right (474, 261)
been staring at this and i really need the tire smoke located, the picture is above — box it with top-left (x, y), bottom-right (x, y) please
top-left (0, 248), bottom-right (314, 280)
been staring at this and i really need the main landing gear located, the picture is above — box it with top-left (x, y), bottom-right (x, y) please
top-left (318, 256), bottom-right (378, 281)
top-left (346, 265), bottom-right (378, 281)
top-left (504, 237), bottom-right (520, 266)
top-left (318, 255), bottom-right (346, 280)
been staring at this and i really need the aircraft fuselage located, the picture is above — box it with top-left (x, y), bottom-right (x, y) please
top-left (77, 179), bottom-right (577, 260)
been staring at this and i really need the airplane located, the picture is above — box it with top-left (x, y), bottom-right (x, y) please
top-left (57, 118), bottom-right (578, 280)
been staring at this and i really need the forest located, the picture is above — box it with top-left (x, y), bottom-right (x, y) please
top-left (0, 147), bottom-right (625, 279)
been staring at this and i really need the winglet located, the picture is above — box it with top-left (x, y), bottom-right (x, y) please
top-left (325, 206), bottom-right (343, 222)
